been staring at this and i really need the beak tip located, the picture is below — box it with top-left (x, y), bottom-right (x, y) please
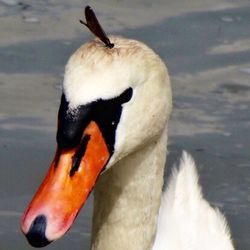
top-left (25, 215), bottom-right (52, 248)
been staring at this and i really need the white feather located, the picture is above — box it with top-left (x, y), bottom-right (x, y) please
top-left (153, 151), bottom-right (234, 250)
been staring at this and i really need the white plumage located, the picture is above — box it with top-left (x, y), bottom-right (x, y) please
top-left (153, 151), bottom-right (234, 250)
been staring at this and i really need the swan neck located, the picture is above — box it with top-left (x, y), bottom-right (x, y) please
top-left (91, 127), bottom-right (168, 250)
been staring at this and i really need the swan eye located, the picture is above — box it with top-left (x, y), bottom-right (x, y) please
top-left (91, 87), bottom-right (133, 155)
top-left (56, 87), bottom-right (133, 161)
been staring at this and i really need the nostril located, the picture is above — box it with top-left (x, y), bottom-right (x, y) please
top-left (25, 215), bottom-right (51, 248)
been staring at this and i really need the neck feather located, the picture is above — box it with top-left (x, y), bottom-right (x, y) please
top-left (91, 127), bottom-right (168, 250)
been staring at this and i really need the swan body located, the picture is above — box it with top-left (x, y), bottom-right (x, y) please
top-left (21, 36), bottom-right (234, 250)
top-left (153, 152), bottom-right (234, 250)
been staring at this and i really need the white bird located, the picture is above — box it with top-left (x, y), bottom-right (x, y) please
top-left (21, 35), bottom-right (234, 250)
top-left (20, 8), bottom-right (235, 249)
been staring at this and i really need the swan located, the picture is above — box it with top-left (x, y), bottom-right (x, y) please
top-left (21, 6), bottom-right (234, 250)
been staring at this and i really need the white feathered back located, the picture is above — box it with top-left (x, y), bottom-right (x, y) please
top-left (153, 151), bottom-right (234, 250)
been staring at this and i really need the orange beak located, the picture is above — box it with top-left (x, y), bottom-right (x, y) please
top-left (21, 121), bottom-right (110, 247)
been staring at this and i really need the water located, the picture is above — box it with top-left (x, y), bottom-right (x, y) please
top-left (0, 1), bottom-right (250, 249)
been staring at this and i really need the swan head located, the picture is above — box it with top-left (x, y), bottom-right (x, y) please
top-left (21, 36), bottom-right (172, 247)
